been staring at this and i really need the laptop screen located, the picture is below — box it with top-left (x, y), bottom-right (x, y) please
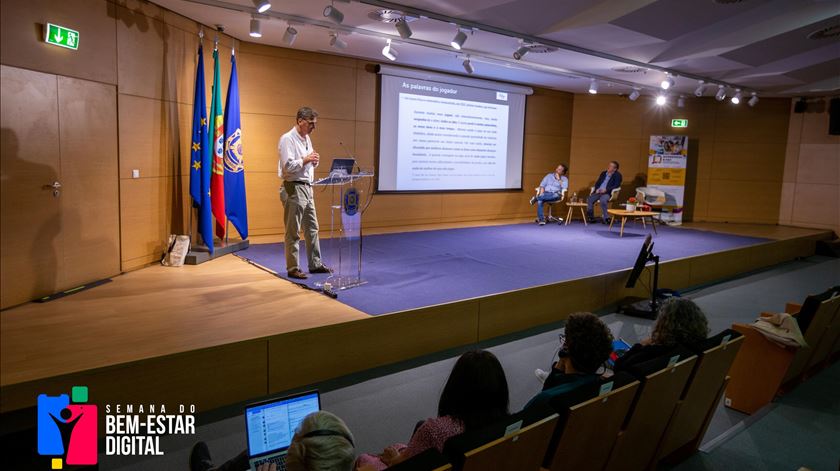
top-left (245, 391), bottom-right (320, 457)
top-left (330, 158), bottom-right (355, 175)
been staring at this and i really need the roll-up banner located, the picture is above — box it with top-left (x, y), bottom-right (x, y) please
top-left (647, 135), bottom-right (688, 225)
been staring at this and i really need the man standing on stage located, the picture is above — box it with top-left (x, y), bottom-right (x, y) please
top-left (278, 107), bottom-right (330, 279)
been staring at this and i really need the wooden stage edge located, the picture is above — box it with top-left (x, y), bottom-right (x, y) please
top-left (0, 223), bottom-right (835, 415)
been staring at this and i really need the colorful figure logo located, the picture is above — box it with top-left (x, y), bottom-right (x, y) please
top-left (37, 386), bottom-right (97, 469)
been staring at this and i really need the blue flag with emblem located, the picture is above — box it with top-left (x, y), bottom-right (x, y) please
top-left (189, 42), bottom-right (214, 253)
top-left (223, 51), bottom-right (248, 239)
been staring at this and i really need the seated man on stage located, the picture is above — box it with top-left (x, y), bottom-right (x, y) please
top-left (587, 160), bottom-right (622, 224)
top-left (529, 163), bottom-right (569, 225)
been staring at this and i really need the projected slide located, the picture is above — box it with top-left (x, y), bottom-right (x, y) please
top-left (378, 70), bottom-right (529, 192)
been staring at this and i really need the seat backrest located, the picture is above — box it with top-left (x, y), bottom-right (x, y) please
top-left (805, 294), bottom-right (840, 373)
top-left (544, 372), bottom-right (640, 471)
top-left (609, 187), bottom-right (621, 201)
top-left (386, 448), bottom-right (452, 471)
top-left (785, 293), bottom-right (840, 382)
top-left (657, 331), bottom-right (744, 459)
top-left (604, 349), bottom-right (698, 471)
top-left (449, 414), bottom-right (559, 471)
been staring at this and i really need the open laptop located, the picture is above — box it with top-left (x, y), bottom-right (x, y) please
top-left (315, 158), bottom-right (356, 185)
top-left (245, 390), bottom-right (321, 471)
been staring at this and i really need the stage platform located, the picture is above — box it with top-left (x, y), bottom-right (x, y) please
top-left (1, 222), bottom-right (834, 417)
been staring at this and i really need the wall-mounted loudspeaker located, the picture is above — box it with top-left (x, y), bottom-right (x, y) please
top-left (829, 98), bottom-right (839, 136)
top-left (793, 98), bottom-right (807, 113)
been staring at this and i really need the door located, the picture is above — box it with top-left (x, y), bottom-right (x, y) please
top-left (0, 65), bottom-right (120, 309)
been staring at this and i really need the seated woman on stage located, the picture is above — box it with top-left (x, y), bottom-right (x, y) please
top-left (525, 312), bottom-right (614, 410)
top-left (530, 163), bottom-right (569, 225)
top-left (190, 411), bottom-right (356, 471)
top-left (613, 297), bottom-right (709, 372)
top-left (355, 350), bottom-right (510, 470)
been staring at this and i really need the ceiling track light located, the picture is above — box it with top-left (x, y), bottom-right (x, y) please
top-left (395, 18), bottom-right (412, 39)
top-left (748, 92), bottom-right (759, 107)
top-left (628, 89), bottom-right (641, 101)
top-left (451, 29), bottom-right (467, 50)
top-left (462, 55), bottom-right (474, 74)
top-left (513, 44), bottom-right (529, 60)
top-left (329, 32), bottom-right (347, 49)
top-left (323, 4), bottom-right (344, 24)
top-left (588, 79), bottom-right (598, 94)
top-left (252, 0), bottom-right (271, 13)
top-left (677, 96), bottom-right (686, 108)
top-left (283, 26), bottom-right (298, 45)
top-left (656, 94), bottom-right (667, 106)
top-left (731, 89), bottom-right (742, 105)
top-left (661, 74), bottom-right (675, 90)
top-left (249, 17), bottom-right (262, 38)
top-left (715, 85), bottom-right (727, 101)
top-left (382, 38), bottom-right (397, 61)
top-left (694, 80), bottom-right (705, 97)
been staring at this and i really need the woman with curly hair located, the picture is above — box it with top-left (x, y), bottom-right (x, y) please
top-left (524, 312), bottom-right (614, 410)
top-left (614, 297), bottom-right (709, 372)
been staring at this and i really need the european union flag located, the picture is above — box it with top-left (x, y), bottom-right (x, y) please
top-left (189, 43), bottom-right (214, 254)
top-left (223, 52), bottom-right (248, 239)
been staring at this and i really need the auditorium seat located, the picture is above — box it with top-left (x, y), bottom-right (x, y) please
top-left (386, 448), bottom-right (452, 471)
top-left (603, 348), bottom-right (698, 471)
top-left (725, 288), bottom-right (839, 414)
top-left (656, 330), bottom-right (744, 464)
top-left (798, 292), bottom-right (840, 376)
top-left (542, 372), bottom-right (639, 471)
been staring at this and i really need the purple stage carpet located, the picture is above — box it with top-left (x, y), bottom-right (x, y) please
top-left (236, 223), bottom-right (767, 315)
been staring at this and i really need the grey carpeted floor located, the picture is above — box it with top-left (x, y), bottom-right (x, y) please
top-left (105, 255), bottom-right (840, 471)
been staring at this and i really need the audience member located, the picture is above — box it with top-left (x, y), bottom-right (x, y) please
top-left (355, 350), bottom-right (510, 470)
top-left (525, 312), bottom-right (614, 410)
top-left (530, 163), bottom-right (569, 225)
top-left (613, 297), bottom-right (709, 371)
top-left (190, 411), bottom-right (355, 471)
top-left (587, 161), bottom-right (622, 224)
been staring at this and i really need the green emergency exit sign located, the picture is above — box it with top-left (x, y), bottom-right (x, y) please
top-left (44, 23), bottom-right (79, 50)
top-left (671, 119), bottom-right (688, 128)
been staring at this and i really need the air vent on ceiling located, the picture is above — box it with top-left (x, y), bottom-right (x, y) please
top-left (612, 65), bottom-right (645, 73)
top-left (807, 24), bottom-right (840, 40)
top-left (712, 0), bottom-right (746, 4)
top-left (521, 43), bottom-right (557, 54)
top-left (368, 9), bottom-right (417, 23)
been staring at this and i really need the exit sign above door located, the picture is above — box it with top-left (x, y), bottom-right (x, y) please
top-left (671, 119), bottom-right (688, 128)
top-left (44, 23), bottom-right (79, 50)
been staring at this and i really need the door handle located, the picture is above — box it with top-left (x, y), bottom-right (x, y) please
top-left (44, 181), bottom-right (61, 197)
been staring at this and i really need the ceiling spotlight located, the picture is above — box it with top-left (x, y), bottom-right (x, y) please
top-left (249, 18), bottom-right (262, 38)
top-left (677, 96), bottom-right (686, 108)
top-left (395, 18), bottom-right (412, 39)
top-left (283, 26), bottom-right (298, 45)
top-left (731, 89), bottom-right (742, 104)
top-left (588, 79), bottom-right (598, 94)
top-left (715, 85), bottom-right (726, 101)
top-left (628, 89), bottom-right (641, 101)
top-left (253, 0), bottom-right (271, 13)
top-left (323, 4), bottom-right (344, 24)
top-left (661, 74), bottom-right (675, 90)
top-left (513, 45), bottom-right (529, 60)
top-left (694, 80), bottom-right (705, 97)
top-left (382, 38), bottom-right (397, 61)
top-left (462, 56), bottom-right (474, 74)
top-left (329, 32), bottom-right (347, 49)
top-left (656, 95), bottom-right (667, 106)
top-left (748, 92), bottom-right (759, 107)
top-left (451, 30), bottom-right (467, 50)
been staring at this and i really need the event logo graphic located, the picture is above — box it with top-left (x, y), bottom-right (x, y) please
top-left (343, 187), bottom-right (359, 216)
top-left (37, 386), bottom-right (98, 469)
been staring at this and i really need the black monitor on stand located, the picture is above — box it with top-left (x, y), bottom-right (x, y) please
top-left (620, 234), bottom-right (665, 319)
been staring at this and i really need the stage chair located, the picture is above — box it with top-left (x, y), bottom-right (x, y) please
top-left (443, 410), bottom-right (559, 471)
top-left (386, 448), bottom-right (451, 471)
top-left (724, 289), bottom-right (838, 414)
top-left (655, 330), bottom-right (744, 465)
top-left (543, 373), bottom-right (640, 471)
top-left (533, 188), bottom-right (567, 223)
top-left (589, 186), bottom-right (621, 219)
top-left (603, 348), bottom-right (697, 471)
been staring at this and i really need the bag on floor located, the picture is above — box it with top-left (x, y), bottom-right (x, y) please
top-left (161, 235), bottom-right (190, 267)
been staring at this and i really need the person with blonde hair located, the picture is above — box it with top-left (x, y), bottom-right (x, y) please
top-left (190, 411), bottom-right (355, 471)
top-left (614, 297), bottom-right (709, 371)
